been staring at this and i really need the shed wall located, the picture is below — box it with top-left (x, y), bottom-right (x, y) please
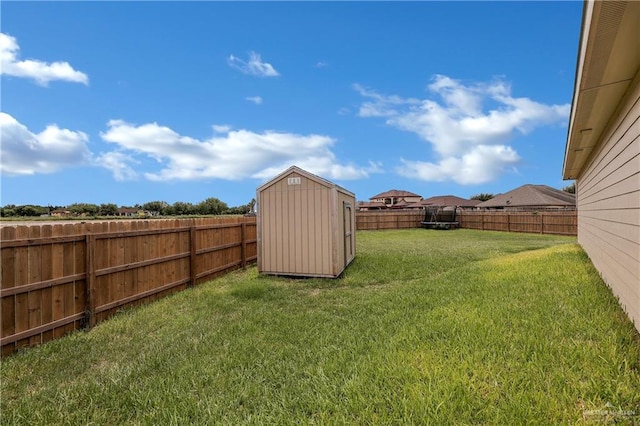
top-left (577, 75), bottom-right (640, 330)
top-left (258, 171), bottom-right (334, 276)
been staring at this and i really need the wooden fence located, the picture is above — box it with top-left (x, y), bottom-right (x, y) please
top-left (1, 217), bottom-right (257, 356)
top-left (356, 210), bottom-right (424, 230)
top-left (356, 210), bottom-right (577, 236)
top-left (457, 211), bottom-right (577, 236)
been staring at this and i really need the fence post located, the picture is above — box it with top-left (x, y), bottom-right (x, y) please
top-left (85, 234), bottom-right (96, 329)
top-left (540, 213), bottom-right (545, 234)
top-left (189, 221), bottom-right (196, 287)
top-left (481, 213), bottom-right (485, 231)
top-left (241, 222), bottom-right (247, 269)
top-left (507, 213), bottom-right (511, 232)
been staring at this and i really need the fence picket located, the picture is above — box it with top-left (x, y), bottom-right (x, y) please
top-left (1, 227), bottom-right (16, 356)
top-left (14, 226), bottom-right (30, 349)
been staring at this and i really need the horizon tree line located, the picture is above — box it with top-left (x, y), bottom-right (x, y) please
top-left (1, 184), bottom-right (575, 218)
top-left (0, 197), bottom-right (254, 218)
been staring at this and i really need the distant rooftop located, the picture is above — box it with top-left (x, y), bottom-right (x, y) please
top-left (477, 184), bottom-right (575, 208)
top-left (417, 195), bottom-right (481, 207)
top-left (370, 189), bottom-right (422, 200)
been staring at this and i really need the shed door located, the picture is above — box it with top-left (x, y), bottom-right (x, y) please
top-left (343, 202), bottom-right (354, 265)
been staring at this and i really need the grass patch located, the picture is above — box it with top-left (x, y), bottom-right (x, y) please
top-left (2, 229), bottom-right (638, 424)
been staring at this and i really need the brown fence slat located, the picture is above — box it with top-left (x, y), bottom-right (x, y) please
top-left (0, 273), bottom-right (86, 297)
top-left (40, 225), bottom-right (53, 343)
top-left (0, 313), bottom-right (85, 346)
top-left (14, 226), bottom-right (30, 349)
top-left (196, 260), bottom-right (243, 280)
top-left (1, 227), bottom-right (17, 355)
top-left (94, 252), bottom-right (190, 277)
top-left (50, 225), bottom-right (67, 339)
top-left (94, 278), bottom-right (191, 314)
top-left (60, 224), bottom-right (76, 337)
top-left (1, 235), bottom-right (86, 248)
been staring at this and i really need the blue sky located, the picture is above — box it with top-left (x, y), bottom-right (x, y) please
top-left (1, 1), bottom-right (582, 208)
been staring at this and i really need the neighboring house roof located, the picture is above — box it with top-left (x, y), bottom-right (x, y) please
top-left (357, 201), bottom-right (386, 209)
top-left (418, 195), bottom-right (481, 207)
top-left (370, 189), bottom-right (422, 200)
top-left (477, 185), bottom-right (576, 208)
top-left (390, 199), bottom-right (410, 208)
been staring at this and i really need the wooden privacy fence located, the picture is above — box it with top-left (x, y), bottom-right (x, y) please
top-left (356, 210), bottom-right (577, 236)
top-left (356, 210), bottom-right (424, 230)
top-left (1, 217), bottom-right (257, 356)
top-left (457, 211), bottom-right (577, 236)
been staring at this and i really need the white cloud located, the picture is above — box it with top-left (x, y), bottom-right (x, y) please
top-left (212, 124), bottom-right (232, 133)
top-left (397, 145), bottom-right (520, 185)
top-left (100, 119), bottom-right (380, 182)
top-left (0, 112), bottom-right (91, 175)
top-left (315, 61), bottom-right (328, 68)
top-left (0, 33), bottom-right (88, 86)
top-left (245, 96), bottom-right (263, 105)
top-left (95, 151), bottom-right (139, 181)
top-left (353, 83), bottom-right (420, 117)
top-left (228, 51), bottom-right (279, 77)
top-left (356, 75), bottom-right (570, 184)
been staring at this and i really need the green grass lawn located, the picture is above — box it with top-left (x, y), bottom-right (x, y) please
top-left (2, 229), bottom-right (639, 424)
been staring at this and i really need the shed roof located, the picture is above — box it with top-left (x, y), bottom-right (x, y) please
top-left (418, 195), bottom-right (481, 207)
top-left (370, 189), bottom-right (422, 200)
top-left (257, 165), bottom-right (355, 197)
top-left (477, 184), bottom-right (576, 208)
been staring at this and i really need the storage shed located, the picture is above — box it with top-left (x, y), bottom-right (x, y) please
top-left (257, 166), bottom-right (356, 278)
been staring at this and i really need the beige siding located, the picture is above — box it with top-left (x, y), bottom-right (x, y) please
top-left (577, 76), bottom-right (640, 329)
top-left (258, 167), bottom-right (354, 278)
top-left (337, 190), bottom-right (356, 275)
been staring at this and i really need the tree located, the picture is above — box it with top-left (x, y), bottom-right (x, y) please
top-left (12, 205), bottom-right (48, 217)
top-left (68, 203), bottom-right (99, 216)
top-left (1, 205), bottom-right (16, 217)
top-left (562, 182), bottom-right (576, 194)
top-left (167, 201), bottom-right (195, 216)
top-left (470, 193), bottom-right (494, 202)
top-left (224, 205), bottom-right (251, 215)
top-left (196, 197), bottom-right (228, 215)
top-left (142, 201), bottom-right (169, 216)
top-left (99, 203), bottom-right (118, 216)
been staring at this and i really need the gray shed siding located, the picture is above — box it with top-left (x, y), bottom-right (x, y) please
top-left (577, 76), bottom-right (640, 330)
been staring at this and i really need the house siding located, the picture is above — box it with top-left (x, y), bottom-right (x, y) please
top-left (577, 76), bottom-right (640, 330)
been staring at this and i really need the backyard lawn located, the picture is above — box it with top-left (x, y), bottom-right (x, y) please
top-left (1, 229), bottom-right (639, 424)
